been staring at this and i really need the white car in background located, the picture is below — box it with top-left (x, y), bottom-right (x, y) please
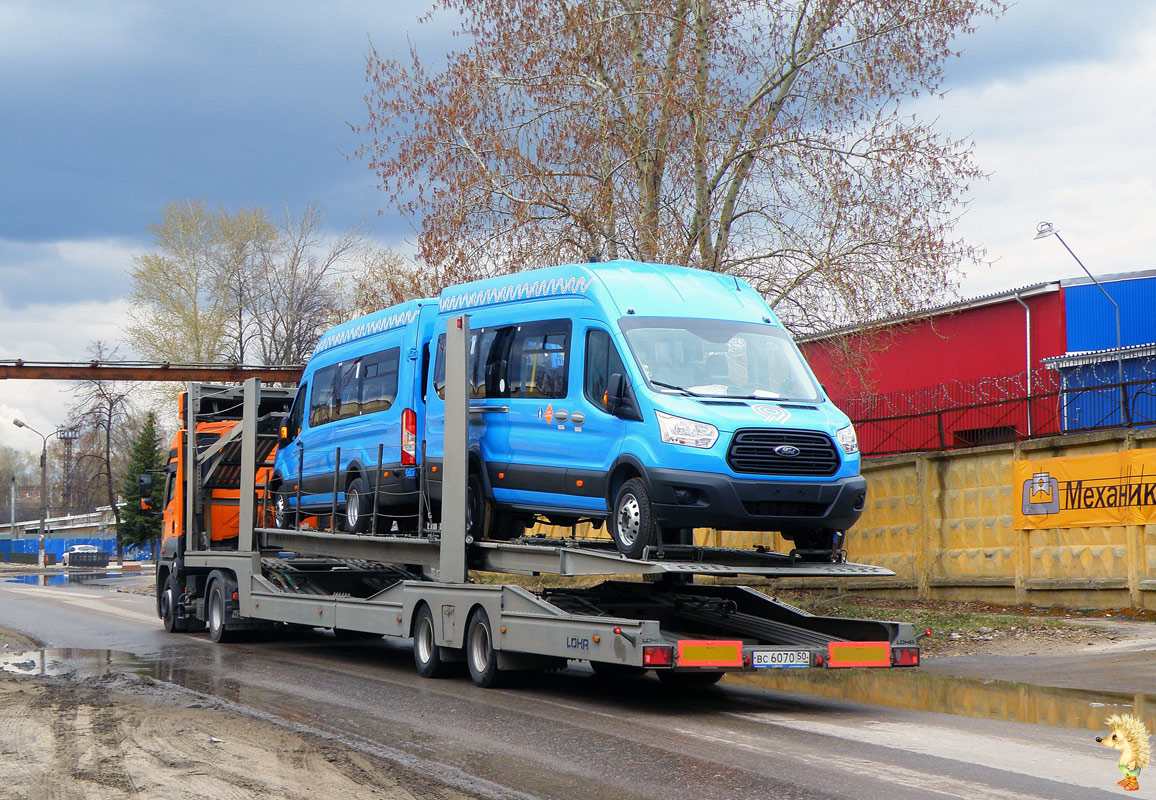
top-left (61, 544), bottom-right (100, 567)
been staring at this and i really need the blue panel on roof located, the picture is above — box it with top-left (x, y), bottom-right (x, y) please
top-left (1065, 276), bottom-right (1156, 351)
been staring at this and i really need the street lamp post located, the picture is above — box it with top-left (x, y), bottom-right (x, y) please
top-left (1034, 222), bottom-right (1130, 427)
top-left (11, 419), bottom-right (70, 568)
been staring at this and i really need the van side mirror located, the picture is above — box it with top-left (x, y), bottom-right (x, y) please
top-left (606, 373), bottom-right (642, 420)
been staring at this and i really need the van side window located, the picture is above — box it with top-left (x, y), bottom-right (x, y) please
top-left (361, 348), bottom-right (400, 414)
top-left (310, 365), bottom-right (340, 427)
top-left (335, 360), bottom-right (361, 421)
top-left (508, 320), bottom-right (570, 399)
top-left (470, 328), bottom-right (501, 399)
top-left (584, 329), bottom-right (626, 411)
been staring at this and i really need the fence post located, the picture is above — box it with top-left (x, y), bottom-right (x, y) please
top-left (937, 412), bottom-right (946, 450)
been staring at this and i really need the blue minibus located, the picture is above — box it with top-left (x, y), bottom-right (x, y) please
top-left (270, 299), bottom-right (436, 532)
top-left (421, 260), bottom-right (866, 559)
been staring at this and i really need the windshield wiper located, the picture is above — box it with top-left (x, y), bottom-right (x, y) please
top-left (650, 380), bottom-right (702, 397)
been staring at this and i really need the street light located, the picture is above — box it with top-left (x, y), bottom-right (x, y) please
top-left (11, 419), bottom-right (72, 566)
top-left (1034, 222), bottom-right (1129, 426)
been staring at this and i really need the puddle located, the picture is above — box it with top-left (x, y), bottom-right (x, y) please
top-left (6, 572), bottom-right (136, 587)
top-left (728, 665), bottom-right (1156, 731)
top-left (6, 644), bottom-right (1156, 734)
top-left (0, 648), bottom-right (154, 678)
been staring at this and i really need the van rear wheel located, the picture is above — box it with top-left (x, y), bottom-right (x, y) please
top-left (611, 478), bottom-right (657, 559)
top-left (344, 477), bottom-right (372, 533)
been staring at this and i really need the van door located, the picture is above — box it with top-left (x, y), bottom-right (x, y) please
top-left (567, 325), bottom-right (630, 510)
top-left (495, 319), bottom-right (609, 514)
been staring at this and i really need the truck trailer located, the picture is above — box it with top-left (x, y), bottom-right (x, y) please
top-left (154, 315), bottom-right (920, 688)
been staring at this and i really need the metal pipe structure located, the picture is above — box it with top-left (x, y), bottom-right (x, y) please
top-left (1012, 290), bottom-right (1033, 435)
top-left (1034, 222), bottom-right (1130, 426)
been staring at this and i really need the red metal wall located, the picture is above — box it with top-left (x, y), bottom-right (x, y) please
top-left (800, 290), bottom-right (1068, 400)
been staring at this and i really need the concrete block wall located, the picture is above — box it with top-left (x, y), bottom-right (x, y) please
top-left (530, 427), bottom-right (1156, 609)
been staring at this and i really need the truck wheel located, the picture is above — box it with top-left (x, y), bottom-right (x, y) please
top-left (413, 604), bottom-right (453, 678)
top-left (160, 581), bottom-right (187, 633)
top-left (657, 671), bottom-right (725, 688)
top-left (344, 477), bottom-right (372, 533)
top-left (611, 478), bottom-right (657, 559)
top-left (207, 577), bottom-right (238, 644)
top-left (466, 607), bottom-right (508, 688)
top-left (273, 488), bottom-right (297, 529)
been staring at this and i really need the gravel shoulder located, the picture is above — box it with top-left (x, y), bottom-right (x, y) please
top-left (0, 625), bottom-right (480, 800)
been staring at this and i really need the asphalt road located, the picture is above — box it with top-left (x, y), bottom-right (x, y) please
top-left (0, 573), bottom-right (1135, 800)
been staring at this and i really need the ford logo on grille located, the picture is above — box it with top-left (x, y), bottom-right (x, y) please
top-left (774, 445), bottom-right (801, 457)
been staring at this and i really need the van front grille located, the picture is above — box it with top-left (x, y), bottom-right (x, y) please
top-left (727, 430), bottom-right (839, 476)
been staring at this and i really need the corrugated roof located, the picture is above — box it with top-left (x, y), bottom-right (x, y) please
top-left (1043, 342), bottom-right (1156, 369)
top-left (798, 280), bottom-right (1060, 343)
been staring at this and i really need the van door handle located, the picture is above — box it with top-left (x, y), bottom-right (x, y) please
top-left (469, 405), bottom-right (509, 415)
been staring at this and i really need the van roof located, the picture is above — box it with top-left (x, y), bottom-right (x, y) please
top-left (438, 259), bottom-right (777, 323)
top-left (311, 298), bottom-right (430, 358)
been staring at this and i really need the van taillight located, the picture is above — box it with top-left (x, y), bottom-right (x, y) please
top-left (401, 408), bottom-right (417, 466)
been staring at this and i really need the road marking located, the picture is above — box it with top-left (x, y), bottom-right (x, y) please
top-left (726, 712), bottom-right (1108, 796)
top-left (673, 722), bottom-right (1057, 800)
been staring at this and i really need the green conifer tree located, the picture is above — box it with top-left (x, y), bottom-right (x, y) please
top-left (120, 412), bottom-right (164, 551)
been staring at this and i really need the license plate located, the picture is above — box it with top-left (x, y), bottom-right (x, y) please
top-left (751, 649), bottom-right (810, 669)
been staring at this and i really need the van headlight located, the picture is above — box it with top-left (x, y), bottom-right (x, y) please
top-left (656, 411), bottom-right (718, 449)
top-left (836, 424), bottom-right (858, 454)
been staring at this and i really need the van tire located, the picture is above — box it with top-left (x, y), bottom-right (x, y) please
top-left (611, 477), bottom-right (657, 559)
top-left (466, 472), bottom-right (486, 541)
top-left (344, 477), bottom-right (372, 534)
top-left (273, 487), bottom-right (297, 529)
top-left (490, 510), bottom-right (526, 541)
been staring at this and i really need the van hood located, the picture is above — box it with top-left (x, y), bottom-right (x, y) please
top-left (650, 394), bottom-right (850, 433)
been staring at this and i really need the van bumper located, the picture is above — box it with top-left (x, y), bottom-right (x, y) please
top-left (644, 467), bottom-right (867, 534)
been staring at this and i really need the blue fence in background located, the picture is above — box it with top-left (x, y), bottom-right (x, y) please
top-left (0, 537), bottom-right (155, 562)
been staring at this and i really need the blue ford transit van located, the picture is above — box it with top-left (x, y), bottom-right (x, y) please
top-left (271, 299), bottom-right (436, 532)
top-left (422, 260), bottom-right (866, 559)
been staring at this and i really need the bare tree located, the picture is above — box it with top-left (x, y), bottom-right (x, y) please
top-left (70, 342), bottom-right (136, 562)
top-left (248, 203), bottom-right (369, 365)
top-left (128, 200), bottom-right (369, 367)
top-left (360, 0), bottom-right (1003, 335)
top-left (348, 246), bottom-right (438, 316)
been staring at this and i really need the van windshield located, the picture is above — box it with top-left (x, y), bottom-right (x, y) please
top-left (619, 317), bottom-right (822, 402)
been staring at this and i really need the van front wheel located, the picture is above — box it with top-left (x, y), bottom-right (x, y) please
top-left (611, 478), bottom-right (657, 559)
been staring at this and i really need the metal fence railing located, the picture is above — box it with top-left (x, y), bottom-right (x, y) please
top-left (847, 377), bottom-right (1156, 457)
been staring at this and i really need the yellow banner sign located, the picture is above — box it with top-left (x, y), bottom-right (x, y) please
top-left (1014, 450), bottom-right (1156, 529)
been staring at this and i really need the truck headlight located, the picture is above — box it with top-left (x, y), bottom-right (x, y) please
top-left (656, 411), bottom-right (718, 449)
top-left (836, 424), bottom-right (858, 455)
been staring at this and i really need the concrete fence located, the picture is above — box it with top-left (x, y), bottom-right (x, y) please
top-left (534, 427), bottom-right (1156, 610)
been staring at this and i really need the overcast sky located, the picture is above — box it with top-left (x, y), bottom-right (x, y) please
top-left (2, 0), bottom-right (1155, 449)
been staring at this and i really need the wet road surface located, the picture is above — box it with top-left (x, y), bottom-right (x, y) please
top-left (0, 573), bottom-right (1140, 799)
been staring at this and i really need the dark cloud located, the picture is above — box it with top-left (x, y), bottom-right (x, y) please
top-left (0, 1), bottom-right (443, 243)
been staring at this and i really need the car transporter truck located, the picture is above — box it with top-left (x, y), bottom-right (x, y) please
top-left (152, 315), bottom-right (921, 688)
